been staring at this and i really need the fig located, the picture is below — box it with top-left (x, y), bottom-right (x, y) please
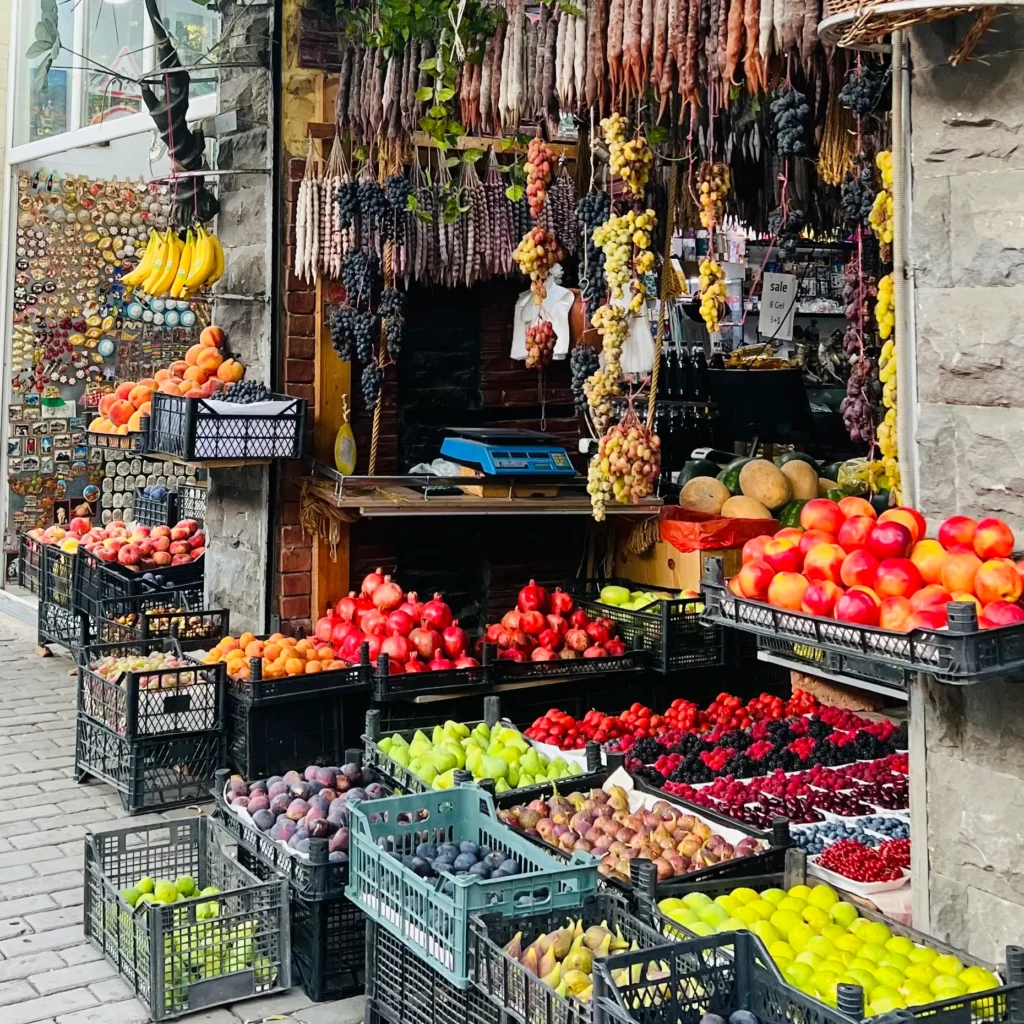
top-left (574, 838), bottom-right (593, 853)
top-left (592, 834), bottom-right (613, 853)
top-left (557, 830), bottom-right (579, 851)
top-left (655, 857), bottom-right (674, 881)
top-left (615, 827), bottom-right (636, 843)
top-left (517, 809), bottom-right (542, 831)
top-left (569, 812), bottom-right (593, 834)
top-left (607, 841), bottom-right (627, 857)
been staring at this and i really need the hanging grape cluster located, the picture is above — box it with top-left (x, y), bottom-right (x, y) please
top-left (841, 157), bottom-right (875, 228)
top-left (584, 304), bottom-right (628, 433)
top-left (698, 257), bottom-right (727, 334)
top-left (771, 86), bottom-right (810, 156)
top-left (358, 179), bottom-right (392, 241)
top-left (379, 287), bottom-right (405, 357)
top-left (336, 179), bottom-right (359, 229)
top-left (839, 64), bottom-right (885, 116)
top-left (361, 363), bottom-right (384, 411)
top-left (698, 162), bottom-right (731, 230)
top-left (576, 191), bottom-right (610, 313)
top-left (587, 411), bottom-right (662, 521)
top-left (330, 307), bottom-right (378, 364)
top-left (601, 113), bottom-right (653, 198)
top-left (340, 249), bottom-right (380, 307)
top-left (512, 226), bottom-right (563, 304)
top-left (869, 151), bottom-right (894, 250)
top-left (570, 345), bottom-right (600, 412)
top-left (525, 320), bottom-right (557, 371)
top-left (385, 173), bottom-right (413, 244)
top-left (768, 206), bottom-right (806, 259)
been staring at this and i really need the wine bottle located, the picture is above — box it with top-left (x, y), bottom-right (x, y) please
top-left (709, 338), bottom-right (725, 370)
top-left (679, 341), bottom-right (695, 401)
top-left (692, 343), bottom-right (710, 403)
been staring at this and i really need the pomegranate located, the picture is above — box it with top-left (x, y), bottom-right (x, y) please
top-left (381, 634), bottom-right (412, 664)
top-left (338, 631), bottom-right (364, 661)
top-left (495, 629), bottom-right (513, 649)
top-left (485, 622), bottom-right (504, 643)
top-left (331, 620), bottom-right (357, 647)
top-left (605, 638), bottom-right (627, 657)
top-left (387, 609), bottom-right (415, 637)
top-left (397, 591), bottom-right (423, 621)
top-left (352, 596), bottom-right (375, 628)
top-left (361, 568), bottom-right (385, 596)
top-left (595, 616), bottom-right (616, 632)
top-left (428, 655), bottom-right (454, 671)
top-left (372, 577), bottom-right (404, 612)
top-left (585, 621), bottom-right (612, 645)
top-left (512, 629), bottom-right (533, 651)
top-left (517, 579), bottom-right (550, 614)
top-left (501, 609), bottom-right (521, 632)
top-left (360, 609), bottom-right (388, 637)
top-left (550, 588), bottom-right (574, 615)
top-left (385, 659), bottom-right (405, 674)
top-left (559, 648), bottom-right (579, 660)
top-left (337, 592), bottom-right (358, 622)
top-left (408, 627), bottom-right (441, 660)
top-left (565, 628), bottom-right (589, 652)
top-left (421, 593), bottom-right (453, 631)
top-left (519, 610), bottom-right (546, 636)
top-left (454, 655), bottom-right (480, 668)
top-left (583, 644), bottom-right (608, 659)
top-left (442, 621), bottom-right (469, 659)
top-left (537, 628), bottom-right (564, 652)
top-left (501, 647), bottom-right (527, 662)
top-left (531, 647), bottom-right (557, 661)
top-left (362, 633), bottom-right (383, 662)
top-left (545, 614), bottom-right (568, 636)
top-left (314, 616), bottom-right (334, 643)
top-left (404, 660), bottom-right (428, 673)
top-left (569, 608), bottom-right (590, 629)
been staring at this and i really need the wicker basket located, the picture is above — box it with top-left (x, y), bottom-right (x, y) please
top-left (818, 0), bottom-right (1001, 52)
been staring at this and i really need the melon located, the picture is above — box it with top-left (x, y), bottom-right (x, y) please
top-left (819, 477), bottom-right (839, 497)
top-left (679, 476), bottom-right (731, 515)
top-left (721, 496), bottom-right (773, 519)
top-left (780, 460), bottom-right (819, 501)
top-left (738, 459), bottom-right (791, 511)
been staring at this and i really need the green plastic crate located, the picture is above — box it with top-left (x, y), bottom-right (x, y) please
top-left (346, 783), bottom-right (598, 989)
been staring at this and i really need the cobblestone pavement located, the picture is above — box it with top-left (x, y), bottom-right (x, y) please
top-left (0, 613), bottom-right (364, 1024)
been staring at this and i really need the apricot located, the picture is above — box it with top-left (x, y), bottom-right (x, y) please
top-left (200, 325), bottom-right (225, 348)
top-left (154, 368), bottom-right (174, 382)
top-left (127, 411), bottom-right (145, 432)
top-left (98, 394), bottom-right (118, 418)
top-left (220, 637), bottom-right (239, 653)
top-left (197, 348), bottom-right (223, 373)
top-left (137, 377), bottom-right (158, 391)
top-left (305, 660), bottom-right (323, 673)
top-left (183, 366), bottom-right (208, 384)
top-left (244, 640), bottom-right (265, 658)
top-left (158, 380), bottom-right (183, 396)
top-left (974, 517), bottom-right (1015, 560)
top-left (116, 424), bottom-right (129, 435)
top-left (974, 558), bottom-right (1023, 605)
top-left (114, 382), bottom-right (134, 401)
top-left (263, 642), bottom-right (282, 662)
top-left (88, 416), bottom-right (110, 433)
top-left (910, 539), bottom-right (950, 586)
top-left (217, 358), bottom-right (244, 383)
top-left (285, 658), bottom-right (305, 676)
top-left (941, 551), bottom-right (982, 595)
top-left (767, 572), bottom-right (809, 611)
top-left (108, 399), bottom-right (135, 428)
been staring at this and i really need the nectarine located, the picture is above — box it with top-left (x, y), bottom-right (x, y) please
top-left (878, 507), bottom-right (926, 544)
top-left (98, 394), bottom-right (117, 418)
top-left (979, 600), bottom-right (1024, 629)
top-left (803, 543), bottom-right (846, 584)
top-left (802, 580), bottom-right (843, 617)
top-left (767, 572), bottom-right (809, 611)
top-left (879, 596), bottom-right (913, 632)
top-left (838, 496), bottom-right (876, 520)
top-left (938, 515), bottom-right (977, 551)
top-left (840, 549), bottom-right (879, 588)
top-left (835, 588), bottom-right (880, 626)
top-left (910, 584), bottom-right (952, 611)
top-left (763, 537), bottom-right (803, 574)
top-left (973, 517), bottom-right (1015, 560)
top-left (799, 530), bottom-right (837, 558)
top-left (108, 400), bottom-right (135, 428)
top-left (837, 516), bottom-right (875, 554)
top-left (800, 499), bottom-right (845, 535)
top-left (873, 558), bottom-right (923, 599)
top-left (737, 561), bottom-right (775, 600)
top-left (910, 539), bottom-right (950, 586)
top-left (941, 551), bottom-right (982, 595)
top-left (868, 521), bottom-right (912, 560)
top-left (973, 558), bottom-right (1023, 605)
top-left (114, 382), bottom-right (134, 401)
top-left (200, 325), bottom-right (224, 348)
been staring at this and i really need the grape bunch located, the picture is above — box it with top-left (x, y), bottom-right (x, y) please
top-left (222, 381), bottom-right (273, 404)
top-left (336, 179), bottom-right (360, 229)
top-left (512, 196), bottom-right (530, 244)
top-left (587, 416), bottom-right (661, 521)
top-left (770, 86), bottom-right (810, 156)
top-left (525, 136), bottom-right (555, 219)
top-left (768, 206), bottom-right (806, 258)
top-left (698, 162), bottom-right (731, 230)
top-left (330, 307), bottom-right (355, 362)
top-left (354, 312), bottom-right (379, 364)
top-left (570, 345), bottom-right (600, 412)
top-left (841, 157), bottom-right (874, 227)
top-left (841, 355), bottom-right (878, 444)
top-left (839, 63), bottom-right (884, 116)
top-left (584, 303), bottom-right (628, 432)
top-left (512, 226), bottom-right (563, 304)
top-left (525, 320), bottom-right (557, 371)
top-left (378, 287), bottom-right (405, 358)
top-left (385, 173), bottom-right (413, 243)
top-left (601, 113), bottom-right (653, 199)
top-left (698, 257), bottom-right (727, 334)
top-left (869, 151), bottom-right (894, 247)
top-left (576, 191), bottom-right (610, 311)
top-left (340, 249), bottom-right (379, 307)
top-left (592, 212), bottom-right (633, 298)
top-left (358, 179), bottom-right (392, 241)
top-left (361, 363), bottom-right (383, 411)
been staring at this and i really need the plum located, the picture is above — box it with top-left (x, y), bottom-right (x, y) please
top-left (438, 842), bottom-right (459, 861)
top-left (308, 818), bottom-right (333, 840)
top-left (252, 810), bottom-right (274, 832)
top-left (307, 781), bottom-right (323, 795)
top-left (468, 862), bottom-right (491, 879)
top-left (459, 841), bottom-right (480, 858)
top-left (288, 827), bottom-right (309, 848)
top-left (289, 782), bottom-right (311, 800)
top-left (267, 781), bottom-right (289, 800)
top-left (346, 787), bottom-right (367, 803)
top-left (409, 857), bottom-right (432, 877)
top-left (269, 793), bottom-right (291, 816)
top-left (315, 768), bottom-right (336, 788)
top-left (306, 796), bottom-right (329, 819)
top-left (364, 783), bottom-right (386, 799)
top-left (249, 779), bottom-right (267, 793)
top-left (416, 842), bottom-right (438, 860)
top-left (319, 788), bottom-right (337, 803)
top-left (228, 778), bottom-right (248, 798)
top-left (266, 775), bottom-right (283, 789)
top-left (494, 859), bottom-right (520, 876)
top-left (453, 853), bottom-right (477, 870)
top-left (340, 763), bottom-right (362, 784)
top-left (286, 799), bottom-right (309, 821)
top-left (231, 796), bottom-right (250, 810)
top-left (282, 770), bottom-right (302, 784)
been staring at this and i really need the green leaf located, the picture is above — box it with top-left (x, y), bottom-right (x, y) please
top-left (645, 125), bottom-right (668, 146)
top-left (462, 148), bottom-right (484, 164)
top-left (35, 22), bottom-right (51, 41)
top-left (505, 184), bottom-right (524, 202)
top-left (26, 38), bottom-right (52, 58)
top-left (428, 105), bottom-right (447, 118)
top-left (560, 2), bottom-right (584, 14)
top-left (444, 156), bottom-right (460, 167)
top-left (436, 86), bottom-right (455, 101)
top-left (405, 195), bottom-right (418, 211)
top-left (499, 137), bottom-right (515, 152)
top-left (418, 116), bottom-right (438, 132)
top-left (354, 144), bottom-right (369, 162)
top-left (419, 56), bottom-right (436, 70)
top-left (415, 86), bottom-right (433, 102)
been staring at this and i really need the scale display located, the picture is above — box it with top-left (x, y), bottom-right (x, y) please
top-left (440, 428), bottom-right (576, 477)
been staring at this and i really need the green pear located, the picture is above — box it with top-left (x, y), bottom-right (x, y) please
top-left (432, 768), bottom-right (455, 790)
top-left (494, 778), bottom-right (511, 793)
top-left (389, 733), bottom-right (408, 749)
top-left (466, 745), bottom-right (483, 775)
top-left (519, 748), bottom-right (542, 776)
top-left (487, 739), bottom-right (504, 756)
top-left (599, 585), bottom-right (630, 606)
top-left (409, 732), bottom-right (432, 758)
top-left (550, 756), bottom-right (567, 771)
top-left (568, 762), bottom-right (583, 776)
top-left (480, 754), bottom-right (509, 780)
top-left (444, 719), bottom-right (469, 740)
top-left (463, 735), bottom-right (484, 751)
top-left (431, 748), bottom-right (458, 773)
top-left (499, 748), bottom-right (521, 765)
top-left (547, 765), bottom-right (564, 781)
top-left (417, 763), bottom-right (438, 784)
top-left (390, 745), bottom-right (410, 767)
top-left (378, 736), bottom-right (393, 754)
top-left (507, 763), bottom-right (520, 787)
top-left (518, 773), bottom-right (534, 788)
top-left (431, 725), bottom-right (446, 746)
top-left (472, 723), bottom-right (490, 742)
top-left (442, 740), bottom-right (466, 768)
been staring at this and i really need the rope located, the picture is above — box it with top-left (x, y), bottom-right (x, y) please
top-left (646, 163), bottom-right (680, 433)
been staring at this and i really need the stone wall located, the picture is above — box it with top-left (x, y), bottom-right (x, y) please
top-left (910, 16), bottom-right (1024, 959)
top-left (205, 0), bottom-right (274, 631)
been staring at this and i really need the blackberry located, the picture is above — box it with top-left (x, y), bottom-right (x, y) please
top-left (336, 180), bottom-right (359, 229)
top-left (890, 721), bottom-right (908, 750)
top-left (361, 363), bottom-right (383, 410)
top-left (630, 737), bottom-right (664, 764)
top-left (839, 63), bottom-right (885, 116)
top-left (770, 86), bottom-right (810, 157)
top-left (806, 718), bottom-right (832, 739)
top-left (570, 345), bottom-right (600, 412)
top-left (633, 766), bottom-right (666, 788)
top-left (222, 381), bottom-right (272, 404)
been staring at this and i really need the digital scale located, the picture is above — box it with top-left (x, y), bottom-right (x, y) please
top-left (440, 428), bottom-right (576, 477)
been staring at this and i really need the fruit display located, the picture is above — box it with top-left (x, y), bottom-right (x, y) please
top-left (79, 517), bottom-right (205, 570)
top-left (815, 837), bottom-right (908, 884)
top-left (595, 583), bottom-right (695, 611)
top-left (587, 409), bottom-right (661, 521)
top-left (869, 151), bottom-right (894, 248)
top-left (731, 499), bottom-right (1024, 632)
top-left (100, 606), bottom-right (223, 644)
top-left (792, 817), bottom-right (910, 855)
top-left (601, 113), bottom-right (653, 199)
top-left (26, 517), bottom-right (94, 555)
top-left (393, 838), bottom-right (522, 886)
top-left (512, 225), bottom-right (563, 304)
top-left (376, 719), bottom-right (584, 792)
top-left (698, 161), bottom-right (731, 231)
top-left (525, 136), bottom-right (555, 219)
top-left (698, 257), bottom-right (727, 334)
top-left (525, 320), bottom-right (557, 371)
top-left (203, 631), bottom-right (351, 680)
top-left (89, 649), bottom-right (202, 692)
top-left (484, 580), bottom-right (630, 661)
top-left (656, 882), bottom-right (1002, 1011)
top-left (317, 570), bottom-right (477, 675)
top-left (122, 225), bottom-right (225, 298)
top-left (221, 764), bottom-right (387, 863)
top-left (497, 784), bottom-right (762, 884)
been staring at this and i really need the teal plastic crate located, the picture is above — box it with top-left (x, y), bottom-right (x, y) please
top-left (346, 783), bottom-right (598, 989)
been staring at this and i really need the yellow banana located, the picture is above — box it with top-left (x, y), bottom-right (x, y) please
top-left (170, 231), bottom-right (194, 299)
top-left (142, 231), bottom-right (170, 294)
top-left (184, 226), bottom-right (211, 291)
top-left (152, 233), bottom-right (182, 296)
top-left (122, 230), bottom-right (158, 287)
top-left (206, 232), bottom-right (224, 285)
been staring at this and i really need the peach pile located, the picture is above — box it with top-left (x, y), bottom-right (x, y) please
top-left (79, 518), bottom-right (205, 570)
top-left (204, 632), bottom-right (349, 681)
top-left (26, 518), bottom-right (93, 555)
top-left (731, 498), bottom-right (1023, 632)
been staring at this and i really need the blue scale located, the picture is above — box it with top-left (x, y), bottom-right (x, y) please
top-left (440, 428), bottom-right (575, 476)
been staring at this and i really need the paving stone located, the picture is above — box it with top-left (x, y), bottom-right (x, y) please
top-left (2, 874), bottom-right (83, 902)
top-left (3, 987), bottom-right (97, 1024)
top-left (288, 996), bottom-right (365, 1024)
top-left (54, 1000), bottom-right (148, 1024)
top-left (57, 945), bottom-right (103, 967)
top-left (84, 976), bottom-right (131, 1002)
top-left (0, 847), bottom-right (64, 869)
top-left (0, 980), bottom-right (37, 1007)
top-left (229, 990), bottom-right (314, 1019)
top-left (28, 957), bottom-right (116, 996)
top-left (0, 896), bottom-right (56, 918)
top-left (10, 827), bottom-right (86, 851)
top-left (35, 859), bottom-right (84, 877)
top-left (0, 925), bottom-right (92, 957)
top-left (0, 952), bottom-right (65, 984)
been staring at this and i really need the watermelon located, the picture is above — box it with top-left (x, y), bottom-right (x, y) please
top-left (679, 459), bottom-right (722, 487)
top-left (716, 457), bottom-right (752, 496)
top-left (778, 500), bottom-right (808, 528)
top-left (776, 452), bottom-right (822, 476)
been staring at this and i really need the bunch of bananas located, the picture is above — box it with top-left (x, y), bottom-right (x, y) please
top-left (122, 227), bottom-right (224, 298)
top-left (876, 335), bottom-right (900, 501)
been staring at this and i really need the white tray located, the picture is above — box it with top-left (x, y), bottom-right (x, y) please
top-left (809, 854), bottom-right (910, 895)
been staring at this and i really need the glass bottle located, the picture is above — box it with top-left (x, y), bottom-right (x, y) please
top-left (709, 337), bottom-right (725, 370)
top-left (692, 343), bottom-right (710, 403)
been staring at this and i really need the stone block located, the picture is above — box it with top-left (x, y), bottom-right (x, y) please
top-left (916, 287), bottom-right (1024, 407)
top-left (910, 176), bottom-right (952, 289)
top-left (949, 171), bottom-right (1024, 285)
top-left (963, 883), bottom-right (1024, 964)
top-left (925, 870), bottom-right (967, 948)
top-left (922, 678), bottom-right (963, 756)
top-left (913, 402), bottom-right (959, 522)
top-left (216, 128), bottom-right (269, 173)
top-left (218, 242), bottom-right (267, 299)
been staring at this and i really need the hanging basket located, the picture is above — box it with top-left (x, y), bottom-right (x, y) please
top-left (818, 0), bottom-right (1004, 52)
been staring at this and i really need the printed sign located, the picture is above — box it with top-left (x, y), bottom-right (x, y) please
top-left (758, 272), bottom-right (797, 342)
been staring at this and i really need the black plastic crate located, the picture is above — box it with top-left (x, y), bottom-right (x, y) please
top-left (39, 545), bottom-right (89, 653)
top-left (756, 634), bottom-right (909, 690)
top-left (148, 391), bottom-right (306, 462)
top-left (75, 712), bottom-right (223, 814)
top-left (39, 599), bottom-right (89, 653)
top-left (177, 483), bottom-right (207, 527)
top-left (18, 535), bottom-right (43, 595)
top-left (372, 644), bottom-right (494, 701)
top-left (368, 921), bottom-right (502, 1024)
top-left (702, 557), bottom-right (1024, 685)
top-left (470, 891), bottom-right (665, 1024)
top-left (83, 816), bottom-right (290, 1020)
top-left (236, 845), bottom-right (365, 1002)
top-left (132, 488), bottom-right (179, 527)
top-left (95, 593), bottom-right (227, 651)
top-left (569, 577), bottom-right (724, 673)
top-left (491, 648), bottom-right (648, 685)
top-left (79, 637), bottom-right (226, 738)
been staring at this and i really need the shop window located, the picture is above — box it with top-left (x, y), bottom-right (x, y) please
top-left (83, 0), bottom-right (146, 126)
top-left (14, 0), bottom-right (75, 146)
top-left (156, 0), bottom-right (219, 101)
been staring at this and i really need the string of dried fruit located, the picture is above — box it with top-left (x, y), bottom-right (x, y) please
top-left (628, 208), bottom-right (656, 313)
top-left (378, 287), bottom-right (405, 359)
top-left (698, 161), bottom-right (730, 230)
top-left (587, 403), bottom-right (661, 520)
top-left (295, 139), bottom-right (319, 285)
top-left (323, 142), bottom-right (343, 279)
top-left (592, 211), bottom-right (633, 298)
top-left (869, 150), bottom-right (894, 254)
top-left (698, 256), bottom-right (726, 333)
top-left (525, 135), bottom-right (555, 220)
top-left (818, 81), bottom-right (858, 187)
top-left (484, 152), bottom-right (515, 276)
top-left (549, 163), bottom-right (578, 255)
top-left (460, 159), bottom-right (489, 287)
top-left (840, 250), bottom-right (878, 445)
top-left (584, 303), bottom-right (627, 434)
top-left (571, 345), bottom-right (601, 411)
top-left (525, 320), bottom-right (557, 371)
top-left (576, 190), bottom-right (610, 314)
top-left (876, 276), bottom-right (899, 500)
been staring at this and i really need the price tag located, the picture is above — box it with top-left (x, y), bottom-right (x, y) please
top-left (758, 272), bottom-right (796, 342)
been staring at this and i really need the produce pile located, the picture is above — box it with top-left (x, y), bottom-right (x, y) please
top-left (221, 764), bottom-right (387, 862)
top-left (815, 837), bottom-right (909, 883)
top-left (498, 784), bottom-right (762, 883)
top-left (376, 718), bottom-right (584, 791)
top-left (203, 632), bottom-right (351, 680)
top-left (657, 883), bottom-right (1002, 1009)
top-left (74, 517), bottom-right (204, 571)
top-left (88, 649), bottom-right (201, 693)
top-left (484, 580), bottom-right (632, 662)
top-left (793, 816), bottom-right (910, 855)
top-left (394, 839), bottom-right (522, 888)
top-left (121, 225), bottom-right (224, 300)
top-left (732, 498), bottom-right (1024, 632)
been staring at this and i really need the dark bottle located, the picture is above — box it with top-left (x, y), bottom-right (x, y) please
top-left (692, 343), bottom-right (710, 403)
top-left (678, 341), bottom-right (695, 401)
top-left (678, 403), bottom-right (696, 464)
top-left (709, 338), bottom-right (725, 370)
top-left (657, 402), bottom-right (674, 487)
top-left (658, 339), bottom-right (674, 399)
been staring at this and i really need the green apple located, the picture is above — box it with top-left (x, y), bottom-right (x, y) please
top-left (795, 951), bottom-right (822, 970)
top-left (769, 941), bottom-right (796, 962)
top-left (777, 896), bottom-right (806, 914)
top-left (761, 888), bottom-right (787, 906)
top-left (907, 946), bottom-right (939, 965)
top-left (858, 943), bottom-right (887, 964)
top-left (873, 966), bottom-right (906, 990)
top-left (885, 935), bottom-right (916, 957)
top-left (808, 884), bottom-right (839, 911)
top-left (599, 585), bottom-right (631, 605)
top-left (718, 918), bottom-right (747, 932)
top-left (750, 921), bottom-right (780, 947)
top-left (785, 962), bottom-right (814, 987)
top-left (929, 975), bottom-right (967, 998)
top-left (748, 899), bottom-right (776, 920)
top-left (959, 966), bottom-right (1000, 993)
top-left (731, 887), bottom-right (760, 906)
top-left (904, 963), bottom-right (937, 987)
top-left (786, 923), bottom-right (815, 953)
top-left (878, 952), bottom-right (910, 973)
top-left (858, 922), bottom-right (893, 946)
top-left (932, 955), bottom-right (965, 977)
top-left (769, 910), bottom-right (803, 940)
top-left (830, 902), bottom-right (859, 929)
top-left (788, 884), bottom-right (812, 901)
top-left (682, 892), bottom-right (712, 909)
top-left (699, 904), bottom-right (729, 927)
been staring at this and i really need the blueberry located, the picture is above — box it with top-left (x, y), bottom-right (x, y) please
top-left (437, 843), bottom-right (459, 860)
top-left (409, 857), bottom-right (433, 877)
